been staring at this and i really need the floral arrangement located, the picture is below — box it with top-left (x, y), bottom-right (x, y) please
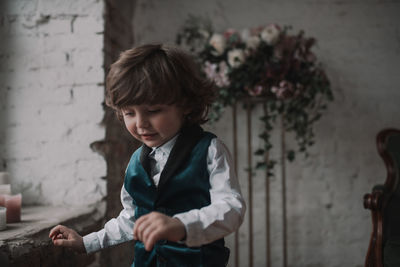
top-left (176, 16), bottom-right (333, 171)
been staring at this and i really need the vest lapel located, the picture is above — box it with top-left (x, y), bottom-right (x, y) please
top-left (139, 144), bottom-right (154, 185)
top-left (157, 124), bottom-right (204, 194)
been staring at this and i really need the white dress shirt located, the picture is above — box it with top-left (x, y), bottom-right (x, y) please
top-left (83, 136), bottom-right (246, 253)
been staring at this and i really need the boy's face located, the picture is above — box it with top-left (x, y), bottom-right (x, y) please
top-left (122, 104), bottom-right (186, 147)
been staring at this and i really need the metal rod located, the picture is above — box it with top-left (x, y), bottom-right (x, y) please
top-left (263, 103), bottom-right (271, 267)
top-left (246, 101), bottom-right (253, 267)
top-left (233, 103), bottom-right (239, 267)
top-left (281, 114), bottom-right (288, 267)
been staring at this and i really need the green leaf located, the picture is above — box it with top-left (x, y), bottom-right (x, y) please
top-left (255, 162), bottom-right (267, 170)
top-left (264, 143), bottom-right (272, 150)
top-left (259, 132), bottom-right (269, 140)
top-left (254, 148), bottom-right (265, 156)
top-left (287, 150), bottom-right (295, 162)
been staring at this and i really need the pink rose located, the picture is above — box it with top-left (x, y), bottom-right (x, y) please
top-left (272, 80), bottom-right (295, 99)
top-left (246, 85), bottom-right (264, 96)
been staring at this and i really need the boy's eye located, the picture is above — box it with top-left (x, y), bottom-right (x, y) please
top-left (124, 112), bottom-right (135, 116)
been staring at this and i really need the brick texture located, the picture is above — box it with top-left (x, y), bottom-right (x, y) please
top-left (0, 0), bottom-right (106, 206)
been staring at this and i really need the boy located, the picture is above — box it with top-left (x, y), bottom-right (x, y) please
top-left (50, 44), bottom-right (246, 266)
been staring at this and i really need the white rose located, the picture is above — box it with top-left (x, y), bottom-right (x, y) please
top-left (209, 33), bottom-right (226, 55)
top-left (227, 49), bottom-right (245, 68)
top-left (260, 24), bottom-right (280, 45)
top-left (246, 36), bottom-right (261, 50)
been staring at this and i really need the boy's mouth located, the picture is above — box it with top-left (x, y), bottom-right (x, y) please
top-left (140, 133), bottom-right (157, 140)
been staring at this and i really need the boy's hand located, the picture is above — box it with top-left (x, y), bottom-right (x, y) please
top-left (134, 211), bottom-right (186, 251)
top-left (49, 225), bottom-right (86, 254)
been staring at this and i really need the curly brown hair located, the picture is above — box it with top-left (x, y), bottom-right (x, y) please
top-left (105, 43), bottom-right (216, 124)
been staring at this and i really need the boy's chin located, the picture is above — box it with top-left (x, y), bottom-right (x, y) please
top-left (142, 139), bottom-right (163, 148)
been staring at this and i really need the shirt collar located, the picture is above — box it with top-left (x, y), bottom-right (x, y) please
top-left (150, 134), bottom-right (179, 156)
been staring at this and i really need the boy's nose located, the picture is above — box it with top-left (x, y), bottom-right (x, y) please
top-left (136, 115), bottom-right (149, 128)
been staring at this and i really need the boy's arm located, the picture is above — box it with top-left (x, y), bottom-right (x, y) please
top-left (83, 184), bottom-right (136, 253)
top-left (173, 138), bottom-right (246, 247)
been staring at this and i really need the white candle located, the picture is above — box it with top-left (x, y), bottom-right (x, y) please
top-left (0, 207), bottom-right (6, 230)
top-left (0, 172), bottom-right (10, 185)
top-left (0, 184), bottom-right (11, 195)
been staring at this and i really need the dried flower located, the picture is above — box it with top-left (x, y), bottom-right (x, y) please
top-left (224, 28), bottom-right (236, 40)
top-left (203, 61), bottom-right (230, 87)
top-left (227, 49), bottom-right (245, 68)
top-left (209, 33), bottom-right (226, 55)
top-left (246, 85), bottom-right (264, 96)
top-left (177, 16), bottom-right (333, 166)
top-left (273, 80), bottom-right (295, 99)
top-left (261, 24), bottom-right (281, 45)
top-left (246, 36), bottom-right (261, 51)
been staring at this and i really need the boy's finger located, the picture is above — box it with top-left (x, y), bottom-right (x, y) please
top-left (142, 224), bottom-right (157, 245)
top-left (51, 233), bottom-right (61, 240)
top-left (133, 216), bottom-right (149, 240)
top-left (134, 214), bottom-right (149, 228)
top-left (145, 230), bottom-right (161, 252)
top-left (144, 238), bottom-right (155, 251)
top-left (53, 239), bottom-right (74, 247)
top-left (49, 225), bottom-right (67, 237)
top-left (49, 225), bottom-right (62, 237)
top-left (49, 227), bottom-right (57, 237)
top-left (136, 219), bottom-right (153, 242)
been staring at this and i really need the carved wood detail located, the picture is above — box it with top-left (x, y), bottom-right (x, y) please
top-left (364, 128), bottom-right (400, 267)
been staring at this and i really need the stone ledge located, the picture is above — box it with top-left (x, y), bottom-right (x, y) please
top-left (0, 203), bottom-right (105, 267)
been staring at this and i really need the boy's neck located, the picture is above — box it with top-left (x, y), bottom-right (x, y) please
top-left (151, 133), bottom-right (179, 150)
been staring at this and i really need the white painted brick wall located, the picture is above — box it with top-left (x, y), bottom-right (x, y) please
top-left (0, 0), bottom-right (106, 206)
top-left (133, 1), bottom-right (400, 266)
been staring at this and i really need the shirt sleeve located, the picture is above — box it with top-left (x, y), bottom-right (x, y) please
top-left (173, 137), bottom-right (246, 247)
top-left (83, 184), bottom-right (136, 254)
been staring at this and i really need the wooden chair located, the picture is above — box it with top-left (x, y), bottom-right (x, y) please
top-left (364, 128), bottom-right (400, 267)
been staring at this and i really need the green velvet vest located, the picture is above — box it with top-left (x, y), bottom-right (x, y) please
top-left (124, 124), bottom-right (230, 267)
